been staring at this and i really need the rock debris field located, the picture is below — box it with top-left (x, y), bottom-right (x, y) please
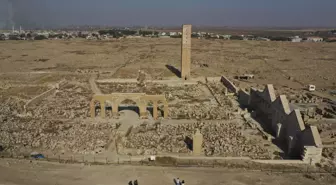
top-left (120, 121), bottom-right (278, 159)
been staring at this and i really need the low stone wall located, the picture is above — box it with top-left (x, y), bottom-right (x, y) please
top-left (221, 76), bottom-right (239, 94)
top-left (24, 80), bottom-right (67, 113)
top-left (252, 159), bottom-right (307, 164)
top-left (3, 153), bottom-right (330, 173)
top-left (96, 78), bottom-right (200, 86)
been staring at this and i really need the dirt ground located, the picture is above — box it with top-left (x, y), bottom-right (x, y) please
top-left (0, 39), bottom-right (335, 89)
top-left (1, 38), bottom-right (336, 184)
top-left (0, 159), bottom-right (335, 185)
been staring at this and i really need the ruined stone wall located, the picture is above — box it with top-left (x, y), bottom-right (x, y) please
top-left (270, 96), bottom-right (291, 132)
top-left (221, 76), bottom-right (238, 94)
top-left (238, 89), bottom-right (250, 107)
top-left (302, 146), bottom-right (323, 164)
top-left (247, 84), bottom-right (323, 163)
top-left (284, 110), bottom-right (305, 144)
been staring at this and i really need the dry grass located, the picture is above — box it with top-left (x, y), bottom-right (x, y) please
top-left (0, 39), bottom-right (335, 89)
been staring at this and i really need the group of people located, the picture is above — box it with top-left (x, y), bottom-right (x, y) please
top-left (175, 178), bottom-right (185, 185)
top-left (128, 180), bottom-right (138, 185)
top-left (127, 178), bottom-right (185, 185)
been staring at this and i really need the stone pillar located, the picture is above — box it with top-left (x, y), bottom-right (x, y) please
top-left (163, 102), bottom-right (168, 119)
top-left (276, 123), bottom-right (282, 138)
top-left (100, 101), bottom-right (105, 118)
top-left (181, 24), bottom-right (192, 80)
top-left (90, 100), bottom-right (95, 118)
top-left (139, 104), bottom-right (147, 119)
top-left (112, 103), bottom-right (119, 117)
top-left (153, 101), bottom-right (158, 120)
top-left (192, 129), bottom-right (203, 155)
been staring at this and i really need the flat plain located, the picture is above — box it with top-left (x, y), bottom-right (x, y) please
top-left (1, 38), bottom-right (336, 184)
top-left (0, 39), bottom-right (335, 89)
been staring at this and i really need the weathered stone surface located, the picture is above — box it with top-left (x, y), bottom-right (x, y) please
top-left (122, 121), bottom-right (273, 159)
top-left (0, 99), bottom-right (117, 155)
top-left (181, 25), bottom-right (192, 80)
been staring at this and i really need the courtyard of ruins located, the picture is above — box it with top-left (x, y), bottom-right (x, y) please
top-left (0, 29), bottom-right (336, 170)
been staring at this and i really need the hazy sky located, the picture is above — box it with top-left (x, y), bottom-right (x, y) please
top-left (1, 0), bottom-right (336, 28)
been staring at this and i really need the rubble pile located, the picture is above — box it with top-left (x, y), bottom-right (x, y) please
top-left (323, 148), bottom-right (336, 160)
top-left (0, 116), bottom-right (117, 155)
top-left (122, 121), bottom-right (273, 159)
top-left (29, 84), bottom-right (92, 119)
top-left (207, 82), bottom-right (229, 104)
top-left (168, 105), bottom-right (234, 120)
top-left (0, 97), bottom-right (25, 116)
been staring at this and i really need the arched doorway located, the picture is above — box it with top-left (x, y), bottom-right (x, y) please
top-left (104, 100), bottom-right (113, 118)
top-left (146, 100), bottom-right (155, 119)
top-left (158, 100), bottom-right (169, 119)
top-left (90, 99), bottom-right (101, 117)
top-left (118, 98), bottom-right (140, 116)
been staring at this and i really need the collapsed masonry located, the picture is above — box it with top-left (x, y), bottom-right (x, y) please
top-left (248, 84), bottom-right (323, 164)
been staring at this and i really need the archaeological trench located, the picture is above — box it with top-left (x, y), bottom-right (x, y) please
top-left (0, 25), bottom-right (332, 168)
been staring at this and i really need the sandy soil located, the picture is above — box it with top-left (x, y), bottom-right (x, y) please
top-left (0, 39), bottom-right (335, 89)
top-left (0, 159), bottom-right (335, 185)
top-left (1, 38), bottom-right (336, 184)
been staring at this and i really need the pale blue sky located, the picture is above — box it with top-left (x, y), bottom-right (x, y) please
top-left (1, 0), bottom-right (336, 28)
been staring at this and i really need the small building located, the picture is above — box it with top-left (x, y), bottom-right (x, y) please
top-left (308, 85), bottom-right (316, 92)
top-left (169, 32), bottom-right (177, 36)
top-left (291, 36), bottom-right (302, 42)
top-left (306, 37), bottom-right (323, 42)
top-left (222, 35), bottom-right (231, 40)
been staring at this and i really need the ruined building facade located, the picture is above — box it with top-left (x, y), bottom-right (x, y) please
top-left (249, 84), bottom-right (322, 164)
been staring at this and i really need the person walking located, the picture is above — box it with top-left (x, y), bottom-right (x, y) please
top-left (181, 180), bottom-right (185, 185)
top-left (176, 178), bottom-right (180, 185)
top-left (134, 180), bottom-right (138, 185)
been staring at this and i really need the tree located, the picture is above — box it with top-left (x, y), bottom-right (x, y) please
top-left (269, 36), bottom-right (290, 41)
top-left (230, 35), bottom-right (244, 40)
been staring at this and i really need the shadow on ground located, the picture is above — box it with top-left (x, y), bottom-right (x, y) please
top-left (165, 64), bottom-right (181, 78)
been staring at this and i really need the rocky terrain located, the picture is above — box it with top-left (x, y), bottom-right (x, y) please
top-left (28, 83), bottom-right (92, 119)
top-left (121, 121), bottom-right (276, 159)
top-left (0, 98), bottom-right (117, 155)
top-left (0, 38), bottom-right (335, 165)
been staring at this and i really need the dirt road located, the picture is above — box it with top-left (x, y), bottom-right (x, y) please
top-left (0, 159), bottom-right (335, 185)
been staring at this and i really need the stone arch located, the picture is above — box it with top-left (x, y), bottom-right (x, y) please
top-left (115, 97), bottom-right (144, 117)
top-left (90, 99), bottom-right (101, 117)
top-left (90, 98), bottom-right (107, 118)
top-left (104, 100), bottom-right (113, 117)
top-left (158, 99), bottom-right (169, 119)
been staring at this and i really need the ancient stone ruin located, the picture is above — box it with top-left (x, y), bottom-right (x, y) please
top-left (0, 24), bottom-right (328, 168)
top-left (181, 24), bottom-right (192, 80)
top-left (90, 93), bottom-right (168, 119)
top-left (247, 84), bottom-right (323, 163)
